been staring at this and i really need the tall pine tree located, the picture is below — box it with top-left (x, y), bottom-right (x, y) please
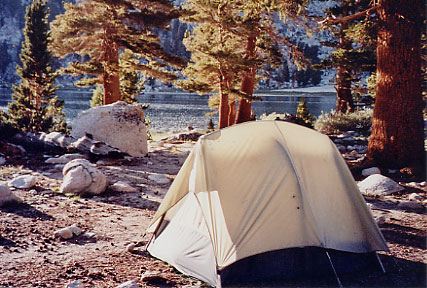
top-left (9, 0), bottom-right (66, 133)
top-left (317, 0), bottom-right (377, 113)
top-left (50, 0), bottom-right (185, 105)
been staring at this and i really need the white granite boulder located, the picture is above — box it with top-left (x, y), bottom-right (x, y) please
top-left (8, 175), bottom-right (37, 189)
top-left (357, 174), bottom-right (404, 196)
top-left (0, 185), bottom-right (21, 206)
top-left (61, 159), bottom-right (108, 195)
top-left (70, 101), bottom-right (148, 157)
top-left (110, 181), bottom-right (138, 193)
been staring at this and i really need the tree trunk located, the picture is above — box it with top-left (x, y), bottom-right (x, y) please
top-left (228, 101), bottom-right (236, 126)
top-left (367, 0), bottom-right (425, 174)
top-left (335, 21), bottom-right (354, 113)
top-left (218, 79), bottom-right (230, 129)
top-left (102, 30), bottom-right (121, 105)
top-left (236, 34), bottom-right (256, 124)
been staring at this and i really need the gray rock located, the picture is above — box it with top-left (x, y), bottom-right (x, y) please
top-left (40, 132), bottom-right (75, 149)
top-left (61, 159), bottom-right (108, 195)
top-left (8, 175), bottom-right (37, 189)
top-left (115, 280), bottom-right (139, 288)
top-left (358, 174), bottom-right (404, 196)
top-left (0, 157), bottom-right (6, 165)
top-left (46, 153), bottom-right (87, 164)
top-left (0, 185), bottom-right (21, 206)
top-left (148, 174), bottom-right (170, 185)
top-left (335, 144), bottom-right (346, 154)
top-left (126, 243), bottom-right (137, 253)
top-left (375, 215), bottom-right (387, 225)
top-left (397, 201), bottom-right (424, 210)
top-left (409, 193), bottom-right (423, 201)
top-left (65, 280), bottom-right (85, 288)
top-left (361, 167), bottom-right (381, 177)
top-left (111, 181), bottom-right (138, 193)
top-left (71, 101), bottom-right (148, 157)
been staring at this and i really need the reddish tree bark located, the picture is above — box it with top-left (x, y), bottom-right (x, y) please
top-left (236, 34), bottom-right (256, 124)
top-left (228, 101), bottom-right (236, 126)
top-left (102, 30), bottom-right (121, 105)
top-left (367, 0), bottom-right (425, 174)
top-left (218, 79), bottom-right (230, 129)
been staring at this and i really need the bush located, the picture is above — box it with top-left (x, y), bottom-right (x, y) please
top-left (0, 111), bottom-right (19, 139)
top-left (314, 109), bottom-right (373, 134)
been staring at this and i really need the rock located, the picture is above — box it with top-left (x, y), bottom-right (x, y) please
top-left (8, 175), bottom-right (37, 189)
top-left (126, 243), bottom-right (137, 253)
top-left (161, 131), bottom-right (203, 143)
top-left (358, 174), bottom-right (404, 196)
top-left (0, 156), bottom-right (5, 165)
top-left (71, 101), bottom-right (148, 157)
top-left (361, 167), bottom-right (381, 177)
top-left (65, 280), bottom-right (85, 288)
top-left (409, 193), bottom-right (423, 201)
top-left (141, 271), bottom-right (163, 282)
top-left (115, 280), bottom-right (139, 288)
top-left (61, 159), bottom-right (108, 195)
top-left (397, 201), bottom-right (424, 210)
top-left (54, 224), bottom-right (82, 240)
top-left (111, 181), bottom-right (138, 193)
top-left (375, 215), bottom-right (387, 225)
top-left (46, 153), bottom-right (88, 164)
top-left (148, 174), bottom-right (170, 185)
top-left (0, 185), bottom-right (21, 206)
top-left (39, 132), bottom-right (74, 149)
top-left (335, 144), bottom-right (346, 154)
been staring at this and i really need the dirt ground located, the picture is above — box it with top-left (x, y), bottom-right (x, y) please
top-left (0, 138), bottom-right (425, 288)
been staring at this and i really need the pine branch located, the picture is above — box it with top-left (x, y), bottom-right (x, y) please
top-left (320, 5), bottom-right (378, 25)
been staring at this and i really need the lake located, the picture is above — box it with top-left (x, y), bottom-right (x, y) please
top-left (0, 88), bottom-right (336, 133)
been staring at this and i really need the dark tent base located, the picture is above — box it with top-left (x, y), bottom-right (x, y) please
top-left (218, 246), bottom-right (382, 286)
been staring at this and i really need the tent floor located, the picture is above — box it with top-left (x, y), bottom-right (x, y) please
top-left (218, 246), bottom-right (381, 286)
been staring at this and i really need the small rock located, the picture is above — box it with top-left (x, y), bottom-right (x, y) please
top-left (81, 232), bottom-right (97, 239)
top-left (8, 175), bottom-right (37, 189)
top-left (408, 182), bottom-right (421, 187)
top-left (0, 157), bottom-right (6, 165)
top-left (420, 181), bottom-right (426, 187)
top-left (388, 169), bottom-right (399, 174)
top-left (54, 224), bottom-right (82, 240)
top-left (111, 181), bottom-right (138, 193)
top-left (358, 174), bottom-right (404, 196)
top-left (141, 271), bottom-right (163, 281)
top-left (361, 167), bottom-right (381, 177)
top-left (46, 153), bottom-right (87, 164)
top-left (148, 174), bottom-right (170, 185)
top-left (65, 280), bottom-right (85, 288)
top-left (335, 144), bottom-right (346, 154)
top-left (375, 215), bottom-right (387, 225)
top-left (0, 185), bottom-right (21, 206)
top-left (409, 193), bottom-right (423, 201)
top-left (115, 280), bottom-right (139, 288)
top-left (126, 243), bottom-right (137, 253)
top-left (397, 201), bottom-right (424, 210)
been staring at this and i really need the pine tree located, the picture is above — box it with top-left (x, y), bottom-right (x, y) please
top-left (296, 97), bottom-right (315, 128)
top-left (50, 0), bottom-right (185, 105)
top-left (316, 0), bottom-right (377, 113)
top-left (366, 0), bottom-right (425, 175)
top-left (180, 0), bottom-right (308, 127)
top-left (9, 0), bottom-right (66, 133)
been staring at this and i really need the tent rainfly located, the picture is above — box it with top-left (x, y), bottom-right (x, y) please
top-left (146, 121), bottom-right (389, 287)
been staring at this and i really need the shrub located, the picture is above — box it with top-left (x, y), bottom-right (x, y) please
top-left (296, 97), bottom-right (315, 128)
top-left (314, 108), bottom-right (373, 134)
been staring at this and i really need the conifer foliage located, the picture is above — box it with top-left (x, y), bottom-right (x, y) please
top-left (50, 0), bottom-right (186, 105)
top-left (9, 0), bottom-right (66, 133)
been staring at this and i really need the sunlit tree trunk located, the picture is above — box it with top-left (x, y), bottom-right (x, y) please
top-left (102, 29), bottom-right (121, 105)
top-left (367, 0), bottom-right (425, 175)
top-left (228, 101), bottom-right (236, 126)
top-left (236, 34), bottom-right (256, 124)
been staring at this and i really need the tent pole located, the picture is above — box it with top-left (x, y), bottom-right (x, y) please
top-left (375, 252), bottom-right (386, 273)
top-left (325, 250), bottom-right (343, 288)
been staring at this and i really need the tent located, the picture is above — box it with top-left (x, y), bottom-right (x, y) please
top-left (146, 121), bottom-right (389, 287)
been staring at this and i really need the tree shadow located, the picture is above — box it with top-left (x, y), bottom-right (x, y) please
top-left (0, 202), bottom-right (54, 220)
top-left (365, 196), bottom-right (426, 215)
top-left (380, 222), bottom-right (426, 249)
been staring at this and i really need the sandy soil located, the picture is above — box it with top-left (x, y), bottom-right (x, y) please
top-left (0, 138), bottom-right (425, 288)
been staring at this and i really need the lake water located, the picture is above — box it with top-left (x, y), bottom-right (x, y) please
top-left (0, 88), bottom-right (336, 132)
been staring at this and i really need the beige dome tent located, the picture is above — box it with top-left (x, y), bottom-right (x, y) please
top-left (146, 121), bottom-right (388, 287)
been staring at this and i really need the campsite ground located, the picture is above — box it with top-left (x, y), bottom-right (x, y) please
top-left (0, 137), bottom-right (425, 288)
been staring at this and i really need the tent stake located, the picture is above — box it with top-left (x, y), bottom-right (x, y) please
top-left (325, 250), bottom-right (343, 288)
top-left (375, 252), bottom-right (386, 273)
